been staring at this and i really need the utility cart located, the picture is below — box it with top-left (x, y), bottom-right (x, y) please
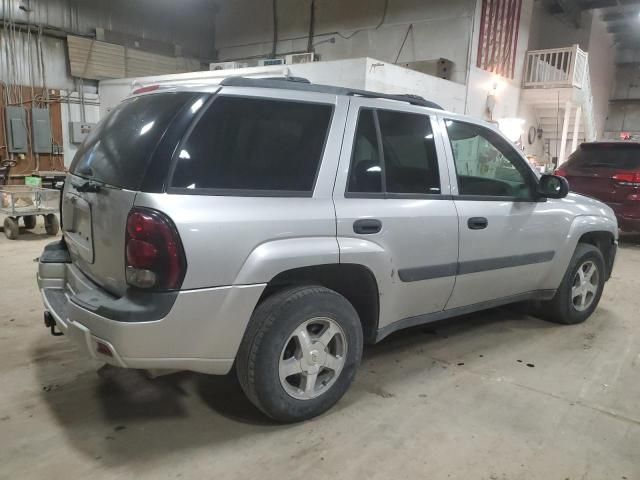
top-left (0, 186), bottom-right (60, 240)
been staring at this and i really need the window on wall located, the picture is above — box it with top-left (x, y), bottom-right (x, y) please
top-left (347, 109), bottom-right (441, 196)
top-left (446, 120), bottom-right (533, 198)
top-left (171, 96), bottom-right (333, 193)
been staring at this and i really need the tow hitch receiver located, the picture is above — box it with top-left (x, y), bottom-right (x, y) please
top-left (44, 311), bottom-right (63, 336)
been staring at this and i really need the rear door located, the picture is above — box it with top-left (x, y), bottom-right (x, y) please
top-left (333, 98), bottom-right (459, 329)
top-left (63, 91), bottom-right (203, 295)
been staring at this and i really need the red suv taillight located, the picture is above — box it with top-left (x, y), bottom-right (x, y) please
top-left (554, 168), bottom-right (567, 177)
top-left (612, 171), bottom-right (640, 187)
top-left (125, 208), bottom-right (186, 290)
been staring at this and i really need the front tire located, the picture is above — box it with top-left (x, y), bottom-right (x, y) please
top-left (542, 243), bottom-right (605, 325)
top-left (236, 285), bottom-right (363, 422)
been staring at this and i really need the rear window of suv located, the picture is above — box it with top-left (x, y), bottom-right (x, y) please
top-left (567, 144), bottom-right (640, 170)
top-left (170, 96), bottom-right (333, 194)
top-left (70, 92), bottom-right (197, 190)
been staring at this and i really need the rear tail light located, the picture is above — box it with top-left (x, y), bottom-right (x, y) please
top-left (554, 168), bottom-right (567, 177)
top-left (612, 171), bottom-right (640, 187)
top-left (125, 208), bottom-right (186, 290)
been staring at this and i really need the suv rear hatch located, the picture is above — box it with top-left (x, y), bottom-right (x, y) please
top-left (558, 143), bottom-right (640, 210)
top-left (63, 91), bottom-right (198, 296)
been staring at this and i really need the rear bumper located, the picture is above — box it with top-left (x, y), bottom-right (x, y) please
top-left (37, 242), bottom-right (265, 375)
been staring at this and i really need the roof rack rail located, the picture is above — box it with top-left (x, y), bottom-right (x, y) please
top-left (220, 76), bottom-right (443, 110)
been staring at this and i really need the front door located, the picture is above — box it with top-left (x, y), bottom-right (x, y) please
top-left (441, 117), bottom-right (567, 309)
top-left (333, 98), bottom-right (459, 330)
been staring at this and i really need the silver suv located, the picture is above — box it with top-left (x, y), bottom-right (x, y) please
top-left (38, 77), bottom-right (618, 422)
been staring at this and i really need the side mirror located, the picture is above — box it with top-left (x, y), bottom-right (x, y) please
top-left (537, 174), bottom-right (569, 199)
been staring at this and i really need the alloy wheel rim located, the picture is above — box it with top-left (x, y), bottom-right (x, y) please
top-left (278, 317), bottom-right (347, 400)
top-left (571, 260), bottom-right (599, 312)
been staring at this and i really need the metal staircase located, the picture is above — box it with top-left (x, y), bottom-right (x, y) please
top-left (521, 44), bottom-right (596, 164)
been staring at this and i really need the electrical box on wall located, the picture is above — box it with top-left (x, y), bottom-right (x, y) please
top-left (69, 121), bottom-right (96, 144)
top-left (31, 107), bottom-right (52, 153)
top-left (4, 106), bottom-right (28, 153)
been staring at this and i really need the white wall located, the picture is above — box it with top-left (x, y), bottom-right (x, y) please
top-left (527, 3), bottom-right (591, 51)
top-left (586, 15), bottom-right (616, 139)
top-left (59, 92), bottom-right (100, 167)
top-left (605, 64), bottom-right (640, 138)
top-left (214, 0), bottom-right (476, 84)
top-left (466, 0), bottom-right (533, 121)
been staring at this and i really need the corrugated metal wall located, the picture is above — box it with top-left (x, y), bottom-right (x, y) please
top-left (1, 0), bottom-right (216, 89)
top-left (0, 0), bottom-right (217, 59)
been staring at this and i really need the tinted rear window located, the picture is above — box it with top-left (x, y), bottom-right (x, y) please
top-left (170, 96), bottom-right (333, 193)
top-left (567, 144), bottom-right (640, 170)
top-left (70, 92), bottom-right (196, 189)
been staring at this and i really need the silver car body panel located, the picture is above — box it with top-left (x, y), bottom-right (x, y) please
top-left (62, 179), bottom-right (137, 296)
top-left (38, 83), bottom-right (618, 374)
top-left (333, 97), bottom-right (459, 330)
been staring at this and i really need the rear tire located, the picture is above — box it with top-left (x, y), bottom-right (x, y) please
top-left (236, 285), bottom-right (363, 423)
top-left (22, 215), bottom-right (36, 229)
top-left (44, 214), bottom-right (59, 236)
top-left (542, 243), bottom-right (605, 325)
top-left (3, 217), bottom-right (19, 240)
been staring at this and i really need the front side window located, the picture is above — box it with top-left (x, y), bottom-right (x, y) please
top-left (171, 96), bottom-right (333, 192)
top-left (347, 109), bottom-right (441, 195)
top-left (446, 120), bottom-right (533, 198)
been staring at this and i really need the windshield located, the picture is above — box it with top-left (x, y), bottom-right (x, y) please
top-left (70, 92), bottom-right (196, 190)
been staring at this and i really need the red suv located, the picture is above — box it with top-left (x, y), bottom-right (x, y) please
top-left (557, 142), bottom-right (640, 232)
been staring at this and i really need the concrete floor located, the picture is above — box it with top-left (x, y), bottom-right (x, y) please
top-left (1, 221), bottom-right (639, 480)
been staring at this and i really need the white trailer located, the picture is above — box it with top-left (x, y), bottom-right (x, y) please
top-left (98, 57), bottom-right (466, 116)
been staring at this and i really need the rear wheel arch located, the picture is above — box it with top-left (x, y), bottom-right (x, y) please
top-left (257, 263), bottom-right (380, 344)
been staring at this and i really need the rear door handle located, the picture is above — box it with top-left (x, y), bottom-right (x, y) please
top-left (467, 217), bottom-right (488, 230)
top-left (353, 219), bottom-right (382, 235)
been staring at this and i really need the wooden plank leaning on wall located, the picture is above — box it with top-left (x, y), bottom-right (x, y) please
top-left (0, 84), bottom-right (65, 185)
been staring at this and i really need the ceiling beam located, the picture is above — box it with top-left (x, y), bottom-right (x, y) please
top-left (601, 8), bottom-right (640, 21)
top-left (543, 0), bottom-right (583, 26)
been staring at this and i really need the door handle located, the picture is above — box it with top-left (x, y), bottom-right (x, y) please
top-left (353, 219), bottom-right (382, 234)
top-left (467, 217), bottom-right (488, 230)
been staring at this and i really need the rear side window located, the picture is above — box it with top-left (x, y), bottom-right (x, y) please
top-left (378, 110), bottom-right (440, 194)
top-left (347, 110), bottom-right (382, 193)
top-left (171, 96), bottom-right (333, 193)
top-left (70, 92), bottom-right (196, 190)
top-left (347, 108), bottom-right (441, 195)
top-left (567, 144), bottom-right (640, 170)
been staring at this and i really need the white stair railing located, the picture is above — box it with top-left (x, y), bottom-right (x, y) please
top-left (523, 45), bottom-right (587, 89)
top-left (579, 60), bottom-right (596, 141)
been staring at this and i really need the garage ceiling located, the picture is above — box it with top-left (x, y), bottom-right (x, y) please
top-left (544, 0), bottom-right (640, 48)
